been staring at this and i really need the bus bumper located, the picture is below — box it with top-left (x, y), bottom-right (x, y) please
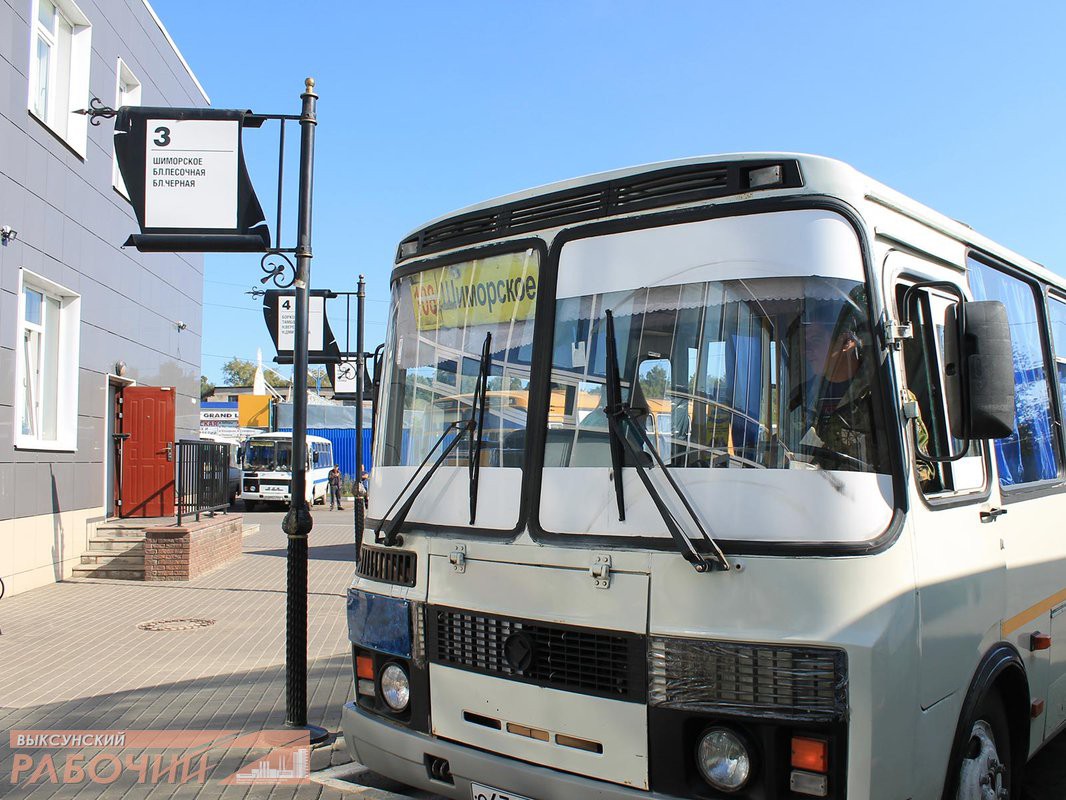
top-left (342, 701), bottom-right (673, 800)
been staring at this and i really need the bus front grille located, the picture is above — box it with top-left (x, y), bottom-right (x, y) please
top-left (648, 637), bottom-right (848, 721)
top-left (428, 607), bottom-right (646, 702)
top-left (357, 544), bottom-right (417, 587)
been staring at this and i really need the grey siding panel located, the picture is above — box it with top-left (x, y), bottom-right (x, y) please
top-left (0, 0), bottom-right (207, 522)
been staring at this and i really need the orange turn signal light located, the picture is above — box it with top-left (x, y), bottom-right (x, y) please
top-left (356, 655), bottom-right (375, 680)
top-left (791, 736), bottom-right (829, 774)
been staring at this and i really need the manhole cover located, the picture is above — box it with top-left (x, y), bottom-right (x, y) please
top-left (137, 618), bottom-right (215, 632)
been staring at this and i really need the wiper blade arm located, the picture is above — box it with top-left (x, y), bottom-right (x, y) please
top-left (603, 311), bottom-right (627, 522)
top-left (469, 332), bottom-right (491, 525)
top-left (603, 309), bottom-right (729, 574)
top-left (376, 420), bottom-right (471, 546)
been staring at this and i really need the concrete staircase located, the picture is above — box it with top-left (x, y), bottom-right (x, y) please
top-left (72, 522), bottom-right (149, 580)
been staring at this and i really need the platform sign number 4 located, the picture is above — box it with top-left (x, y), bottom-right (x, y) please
top-left (144, 118), bottom-right (239, 231)
top-left (277, 296), bottom-right (325, 353)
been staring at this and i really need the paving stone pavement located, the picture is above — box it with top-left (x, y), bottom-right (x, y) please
top-left (0, 507), bottom-right (407, 800)
top-left (2, 507), bottom-right (1062, 799)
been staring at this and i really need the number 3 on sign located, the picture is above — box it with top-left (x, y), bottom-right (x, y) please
top-left (153, 126), bottom-right (171, 147)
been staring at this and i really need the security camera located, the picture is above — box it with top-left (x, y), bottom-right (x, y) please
top-left (0, 225), bottom-right (17, 244)
top-left (176, 321), bottom-right (188, 331)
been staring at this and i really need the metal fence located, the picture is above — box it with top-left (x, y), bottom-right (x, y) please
top-left (176, 440), bottom-right (230, 525)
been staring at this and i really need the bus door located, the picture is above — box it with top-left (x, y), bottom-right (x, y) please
top-left (891, 256), bottom-right (1004, 720)
top-left (967, 258), bottom-right (1066, 746)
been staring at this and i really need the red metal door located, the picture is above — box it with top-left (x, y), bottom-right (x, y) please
top-left (120, 387), bottom-right (176, 517)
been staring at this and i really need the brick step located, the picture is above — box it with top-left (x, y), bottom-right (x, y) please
top-left (79, 553), bottom-right (145, 567)
top-left (88, 537), bottom-right (146, 550)
top-left (71, 565), bottom-right (145, 580)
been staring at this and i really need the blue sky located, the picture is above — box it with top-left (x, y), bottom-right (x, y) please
top-left (149, 1), bottom-right (1066, 385)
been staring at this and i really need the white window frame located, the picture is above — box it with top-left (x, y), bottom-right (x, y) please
top-left (112, 58), bottom-right (142, 197)
top-left (14, 269), bottom-right (81, 451)
top-left (27, 0), bottom-right (92, 158)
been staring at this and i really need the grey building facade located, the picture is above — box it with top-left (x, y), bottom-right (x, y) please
top-left (0, 0), bottom-right (207, 595)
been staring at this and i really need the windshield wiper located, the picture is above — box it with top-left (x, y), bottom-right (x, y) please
top-left (603, 309), bottom-right (729, 574)
top-left (468, 332), bottom-right (491, 525)
top-left (603, 310), bottom-right (628, 522)
top-left (377, 420), bottom-right (471, 546)
top-left (377, 332), bottom-right (493, 545)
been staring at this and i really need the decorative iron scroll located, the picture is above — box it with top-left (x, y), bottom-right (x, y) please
top-left (260, 252), bottom-right (296, 288)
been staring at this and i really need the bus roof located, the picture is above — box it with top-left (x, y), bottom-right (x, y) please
top-left (399, 152), bottom-right (1058, 288)
top-left (244, 431), bottom-right (332, 444)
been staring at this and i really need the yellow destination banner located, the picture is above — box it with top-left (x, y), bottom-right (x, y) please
top-left (410, 252), bottom-right (539, 331)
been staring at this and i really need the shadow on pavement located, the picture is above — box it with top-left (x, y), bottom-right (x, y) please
top-left (248, 543), bottom-right (357, 562)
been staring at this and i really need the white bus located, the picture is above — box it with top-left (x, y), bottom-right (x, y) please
top-left (344, 154), bottom-right (1066, 800)
top-left (240, 431), bottom-right (334, 508)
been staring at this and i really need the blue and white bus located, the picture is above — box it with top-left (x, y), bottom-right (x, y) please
top-left (240, 431), bottom-right (334, 509)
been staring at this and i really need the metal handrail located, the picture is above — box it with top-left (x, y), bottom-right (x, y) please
top-left (176, 440), bottom-right (230, 525)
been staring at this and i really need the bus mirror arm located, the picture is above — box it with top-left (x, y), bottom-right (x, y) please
top-left (603, 310), bottom-right (729, 574)
top-left (899, 284), bottom-right (1015, 458)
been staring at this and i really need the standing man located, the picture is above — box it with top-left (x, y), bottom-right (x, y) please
top-left (328, 464), bottom-right (344, 511)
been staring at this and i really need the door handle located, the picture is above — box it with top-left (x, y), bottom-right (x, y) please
top-left (166, 442), bottom-right (174, 462)
top-left (980, 507), bottom-right (1007, 523)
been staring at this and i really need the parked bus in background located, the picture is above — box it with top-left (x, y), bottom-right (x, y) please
top-left (240, 431), bottom-right (334, 509)
top-left (344, 153), bottom-right (1066, 799)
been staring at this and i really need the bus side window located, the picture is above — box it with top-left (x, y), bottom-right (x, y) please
top-left (1047, 294), bottom-right (1066, 423)
top-left (969, 256), bottom-right (1060, 486)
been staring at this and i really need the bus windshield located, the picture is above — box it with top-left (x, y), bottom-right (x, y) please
top-left (377, 249), bottom-right (539, 470)
top-left (547, 275), bottom-right (890, 474)
top-left (245, 440), bottom-right (293, 472)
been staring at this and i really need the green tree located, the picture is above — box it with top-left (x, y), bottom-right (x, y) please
top-left (220, 357), bottom-right (289, 388)
top-left (200, 375), bottom-right (215, 400)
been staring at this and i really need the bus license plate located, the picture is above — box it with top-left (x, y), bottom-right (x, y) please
top-left (470, 783), bottom-right (533, 800)
top-left (263, 485), bottom-right (286, 493)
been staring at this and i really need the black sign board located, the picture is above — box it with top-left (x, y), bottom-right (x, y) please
top-left (113, 107), bottom-right (270, 252)
top-left (262, 289), bottom-right (341, 367)
top-left (330, 358), bottom-right (373, 401)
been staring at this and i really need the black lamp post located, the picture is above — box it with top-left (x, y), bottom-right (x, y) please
top-left (281, 78), bottom-right (326, 743)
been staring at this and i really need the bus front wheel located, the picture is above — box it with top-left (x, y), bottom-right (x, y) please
top-left (953, 689), bottom-right (1011, 800)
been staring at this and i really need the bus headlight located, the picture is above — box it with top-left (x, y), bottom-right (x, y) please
top-left (380, 663), bottom-right (410, 711)
top-left (696, 727), bottom-right (751, 792)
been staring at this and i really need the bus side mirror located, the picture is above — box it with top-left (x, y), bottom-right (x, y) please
top-left (946, 300), bottom-right (1015, 440)
top-left (962, 301), bottom-right (1015, 439)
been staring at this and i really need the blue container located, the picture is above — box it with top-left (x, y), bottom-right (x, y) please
top-left (279, 427), bottom-right (372, 479)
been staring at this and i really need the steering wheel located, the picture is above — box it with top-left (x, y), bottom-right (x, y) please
top-left (792, 443), bottom-right (870, 472)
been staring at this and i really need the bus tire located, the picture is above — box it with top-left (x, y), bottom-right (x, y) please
top-left (942, 644), bottom-right (1028, 800)
top-left (950, 688), bottom-right (1012, 800)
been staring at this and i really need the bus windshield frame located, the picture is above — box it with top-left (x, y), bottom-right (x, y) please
top-left (376, 206), bottom-right (902, 548)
